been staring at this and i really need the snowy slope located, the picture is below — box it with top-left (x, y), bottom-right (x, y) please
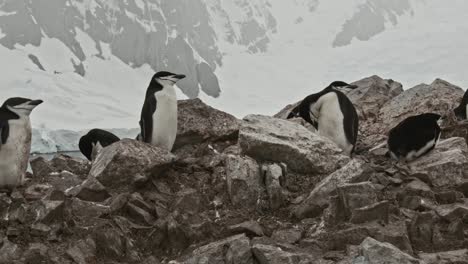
top-left (1, 0), bottom-right (467, 153)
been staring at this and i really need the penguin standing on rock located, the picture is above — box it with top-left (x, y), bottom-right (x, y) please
top-left (0, 97), bottom-right (43, 189)
top-left (287, 81), bottom-right (359, 156)
top-left (387, 113), bottom-right (443, 161)
top-left (79, 129), bottom-right (120, 161)
top-left (454, 89), bottom-right (468, 120)
top-left (139, 71), bottom-right (186, 151)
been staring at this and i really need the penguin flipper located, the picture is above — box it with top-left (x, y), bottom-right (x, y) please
top-left (0, 120), bottom-right (9, 146)
top-left (140, 97), bottom-right (157, 143)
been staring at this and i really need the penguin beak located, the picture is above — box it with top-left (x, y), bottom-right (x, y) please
top-left (29, 100), bottom-right (44, 106)
top-left (173, 74), bottom-right (186, 80)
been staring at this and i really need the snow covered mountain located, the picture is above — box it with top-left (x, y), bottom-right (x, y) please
top-left (1, 0), bottom-right (467, 152)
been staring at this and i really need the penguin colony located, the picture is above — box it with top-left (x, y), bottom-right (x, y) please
top-left (0, 72), bottom-right (466, 190)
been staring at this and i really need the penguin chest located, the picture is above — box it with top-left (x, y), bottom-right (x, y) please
top-left (151, 89), bottom-right (178, 151)
top-left (0, 117), bottom-right (31, 187)
top-left (316, 94), bottom-right (352, 154)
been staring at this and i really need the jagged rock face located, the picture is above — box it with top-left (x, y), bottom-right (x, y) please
top-left (0, 0), bottom-right (277, 98)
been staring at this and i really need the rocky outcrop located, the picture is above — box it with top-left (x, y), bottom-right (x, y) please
top-left (239, 115), bottom-right (350, 174)
top-left (4, 79), bottom-right (468, 263)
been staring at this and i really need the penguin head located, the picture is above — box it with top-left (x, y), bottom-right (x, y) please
top-left (421, 113), bottom-right (444, 126)
top-left (2, 97), bottom-right (43, 116)
top-left (328, 81), bottom-right (358, 93)
top-left (152, 71), bottom-right (186, 86)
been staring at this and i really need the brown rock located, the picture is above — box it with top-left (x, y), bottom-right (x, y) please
top-left (175, 98), bottom-right (240, 150)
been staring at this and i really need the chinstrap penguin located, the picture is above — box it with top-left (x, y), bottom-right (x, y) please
top-left (287, 81), bottom-right (359, 156)
top-left (0, 97), bottom-right (43, 189)
top-left (139, 71), bottom-right (186, 151)
top-left (79, 129), bottom-right (120, 161)
top-left (454, 89), bottom-right (468, 120)
top-left (387, 113), bottom-right (443, 161)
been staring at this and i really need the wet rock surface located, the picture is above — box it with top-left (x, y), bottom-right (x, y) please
top-left (2, 83), bottom-right (468, 263)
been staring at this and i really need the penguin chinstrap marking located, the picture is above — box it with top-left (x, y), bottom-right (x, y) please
top-left (454, 89), bottom-right (468, 120)
top-left (139, 71), bottom-right (186, 151)
top-left (287, 81), bottom-right (359, 156)
top-left (0, 97), bottom-right (43, 189)
top-left (387, 113), bottom-right (442, 162)
top-left (79, 129), bottom-right (120, 161)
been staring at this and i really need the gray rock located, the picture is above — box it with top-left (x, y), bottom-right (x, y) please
top-left (70, 198), bottom-right (110, 220)
top-left (33, 200), bottom-right (65, 224)
top-left (271, 228), bottom-right (302, 244)
top-left (24, 184), bottom-right (53, 201)
top-left (50, 154), bottom-right (90, 177)
top-left (434, 203), bottom-right (468, 222)
top-left (0, 238), bottom-right (22, 263)
top-left (229, 220), bottom-right (264, 237)
top-left (379, 79), bottom-right (464, 134)
top-left (419, 249), bottom-right (468, 264)
top-left (30, 223), bottom-right (51, 237)
top-left (30, 157), bottom-right (55, 179)
top-left (173, 188), bottom-right (202, 215)
top-left (225, 155), bottom-right (261, 207)
top-left (66, 237), bottom-right (97, 264)
top-left (359, 237), bottom-right (421, 264)
top-left (0, 193), bottom-right (11, 225)
top-left (94, 228), bottom-right (125, 259)
top-left (175, 99), bottom-right (240, 149)
top-left (89, 139), bottom-right (175, 189)
top-left (252, 243), bottom-right (315, 264)
top-left (408, 137), bottom-right (468, 188)
top-left (23, 243), bottom-right (49, 264)
top-left (350, 201), bottom-right (390, 224)
top-left (71, 177), bottom-right (111, 202)
top-left (337, 182), bottom-right (379, 220)
top-left (126, 202), bottom-right (154, 225)
top-left (262, 163), bottom-right (286, 210)
top-left (294, 159), bottom-right (370, 219)
top-left (183, 234), bottom-right (253, 264)
top-left (239, 115), bottom-right (349, 174)
top-left (47, 171), bottom-right (83, 192)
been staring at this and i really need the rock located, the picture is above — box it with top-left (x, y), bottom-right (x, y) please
top-left (47, 171), bottom-right (83, 192)
top-left (225, 155), bottom-right (261, 207)
top-left (408, 137), bottom-right (468, 188)
top-left (337, 182), bottom-right (379, 219)
top-left (89, 139), bottom-right (175, 189)
top-left (173, 188), bottom-right (202, 215)
top-left (23, 243), bottom-right (49, 264)
top-left (294, 159), bottom-right (370, 219)
top-left (24, 184), bottom-right (53, 201)
top-left (33, 200), bottom-right (65, 224)
top-left (435, 191), bottom-right (464, 204)
top-left (271, 228), bottom-right (302, 244)
top-left (347, 76), bottom-right (403, 122)
top-left (0, 238), bottom-right (22, 263)
top-left (30, 157), bottom-right (55, 179)
top-left (457, 180), bottom-right (468, 197)
top-left (94, 227), bottom-right (125, 259)
top-left (229, 220), bottom-right (264, 237)
top-left (50, 154), bottom-right (90, 177)
top-left (350, 201), bottom-right (390, 224)
top-left (0, 193), bottom-right (11, 224)
top-left (70, 177), bottom-right (111, 202)
top-left (262, 163), bottom-right (286, 210)
top-left (70, 198), bottom-right (110, 220)
top-left (30, 223), bottom-right (51, 237)
top-left (167, 216), bottom-right (190, 253)
top-left (66, 238), bottom-right (97, 264)
top-left (183, 234), bottom-right (253, 264)
top-left (408, 211), bottom-right (438, 252)
top-left (434, 203), bottom-right (468, 222)
top-left (175, 99), bottom-right (240, 149)
top-left (358, 237), bottom-right (421, 264)
top-left (419, 249), bottom-right (468, 264)
top-left (379, 79), bottom-right (464, 134)
top-left (126, 202), bottom-right (154, 225)
top-left (239, 115), bottom-right (349, 174)
top-left (252, 243), bottom-right (314, 264)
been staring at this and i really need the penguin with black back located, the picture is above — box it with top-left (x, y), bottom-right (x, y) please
top-left (79, 129), bottom-right (120, 161)
top-left (0, 97), bottom-right (43, 190)
top-left (139, 71), bottom-right (185, 151)
top-left (454, 89), bottom-right (468, 120)
top-left (287, 81), bottom-right (359, 156)
top-left (387, 113), bottom-right (442, 161)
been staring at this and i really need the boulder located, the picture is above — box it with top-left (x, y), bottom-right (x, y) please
top-left (69, 177), bottom-right (111, 202)
top-left (271, 228), bottom-right (303, 244)
top-left (225, 155), bottom-right (261, 207)
top-left (89, 139), bottom-right (175, 189)
top-left (379, 79), bottom-right (464, 134)
top-left (262, 163), bottom-right (286, 210)
top-left (29, 157), bottom-right (55, 179)
top-left (0, 238), bottom-right (22, 263)
top-left (66, 238), bottom-right (97, 264)
top-left (294, 159), bottom-right (370, 219)
top-left (50, 154), bottom-right (91, 177)
top-left (252, 243), bottom-right (315, 264)
top-left (229, 221), bottom-right (264, 238)
top-left (419, 249), bottom-right (468, 264)
top-left (347, 76), bottom-right (403, 122)
top-left (183, 234), bottom-right (253, 264)
top-left (239, 115), bottom-right (349, 174)
top-left (408, 137), bottom-right (468, 188)
top-left (175, 99), bottom-right (240, 149)
top-left (358, 237), bottom-right (421, 264)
